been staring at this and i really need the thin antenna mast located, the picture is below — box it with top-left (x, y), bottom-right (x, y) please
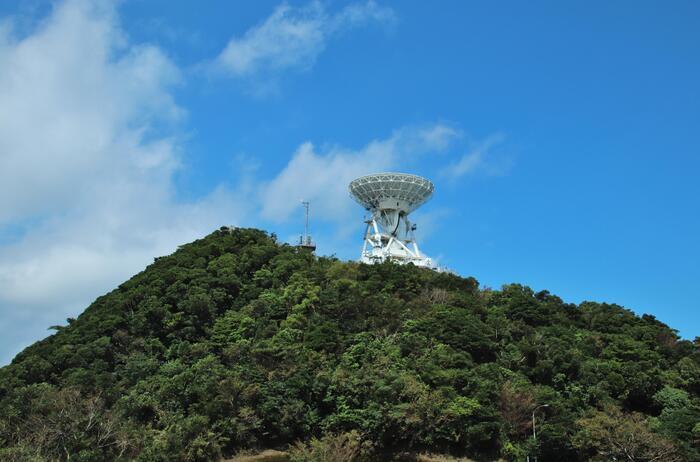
top-left (302, 201), bottom-right (310, 243)
top-left (298, 200), bottom-right (316, 252)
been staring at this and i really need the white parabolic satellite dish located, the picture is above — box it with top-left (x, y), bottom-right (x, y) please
top-left (349, 172), bottom-right (438, 269)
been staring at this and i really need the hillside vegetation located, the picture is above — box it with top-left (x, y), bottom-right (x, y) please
top-left (1, 228), bottom-right (699, 461)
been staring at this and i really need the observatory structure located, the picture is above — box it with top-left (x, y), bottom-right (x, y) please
top-left (349, 172), bottom-right (437, 269)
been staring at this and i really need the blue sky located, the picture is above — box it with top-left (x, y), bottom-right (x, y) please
top-left (0, 0), bottom-right (698, 364)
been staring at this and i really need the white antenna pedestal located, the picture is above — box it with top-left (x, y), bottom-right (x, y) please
top-left (349, 173), bottom-right (437, 270)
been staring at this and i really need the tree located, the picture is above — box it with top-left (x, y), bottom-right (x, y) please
top-left (573, 405), bottom-right (682, 462)
top-left (1, 227), bottom-right (698, 461)
top-left (1, 385), bottom-right (135, 461)
top-left (498, 381), bottom-right (535, 438)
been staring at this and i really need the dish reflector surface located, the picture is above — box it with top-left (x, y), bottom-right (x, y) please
top-left (349, 173), bottom-right (434, 213)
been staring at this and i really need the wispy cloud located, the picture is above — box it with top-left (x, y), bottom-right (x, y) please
top-left (213, 0), bottom-right (395, 78)
top-left (417, 125), bottom-right (463, 151)
top-left (258, 124), bottom-right (459, 227)
top-left (442, 133), bottom-right (510, 179)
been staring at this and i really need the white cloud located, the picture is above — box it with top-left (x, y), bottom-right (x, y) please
top-left (443, 133), bottom-right (508, 179)
top-left (259, 140), bottom-right (392, 224)
top-left (0, 0), bottom-right (182, 224)
top-left (0, 0), bottom-right (243, 364)
top-left (417, 125), bottom-right (462, 151)
top-left (258, 124), bottom-right (459, 226)
top-left (214, 0), bottom-right (395, 77)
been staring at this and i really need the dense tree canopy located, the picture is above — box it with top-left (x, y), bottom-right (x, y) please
top-left (1, 227), bottom-right (698, 461)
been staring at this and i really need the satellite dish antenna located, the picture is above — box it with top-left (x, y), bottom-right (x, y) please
top-left (349, 172), bottom-right (437, 269)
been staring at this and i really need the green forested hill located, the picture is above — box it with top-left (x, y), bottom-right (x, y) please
top-left (1, 228), bottom-right (698, 461)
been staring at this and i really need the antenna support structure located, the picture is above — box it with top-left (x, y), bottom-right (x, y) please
top-left (297, 201), bottom-right (316, 252)
top-left (349, 172), bottom-right (437, 269)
